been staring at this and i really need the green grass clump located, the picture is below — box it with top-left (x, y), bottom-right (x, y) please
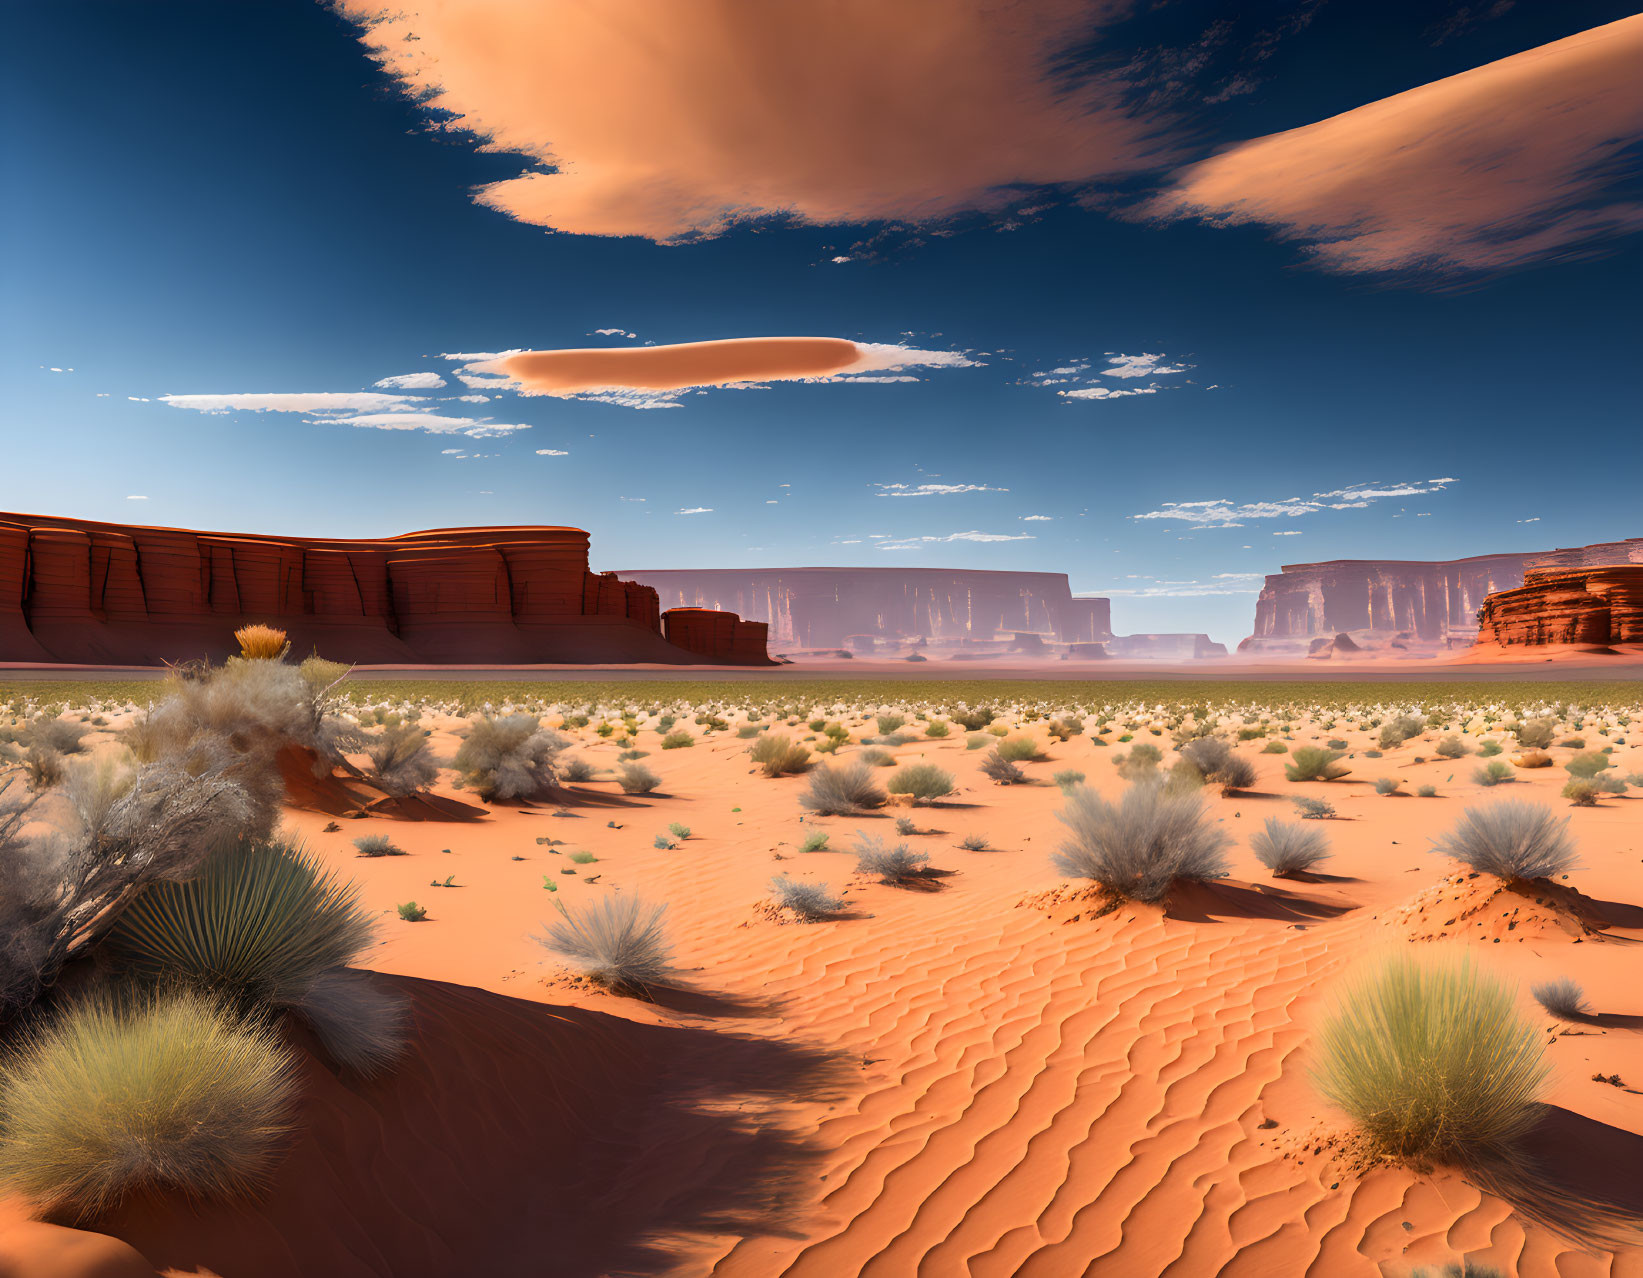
top-left (1285, 747), bottom-right (1350, 782)
top-left (104, 837), bottom-right (376, 1008)
top-left (996, 736), bottom-right (1040, 763)
top-left (1261, 741), bottom-right (1288, 754)
top-left (397, 901), bottom-right (427, 921)
top-left (886, 762), bottom-right (956, 805)
top-left (0, 989), bottom-right (295, 1218)
top-left (799, 830), bottom-right (830, 853)
top-left (660, 731), bottom-right (695, 750)
top-left (1312, 954), bottom-right (1547, 1165)
top-left (1052, 769), bottom-right (1086, 792)
top-left (1473, 760), bottom-right (1515, 787)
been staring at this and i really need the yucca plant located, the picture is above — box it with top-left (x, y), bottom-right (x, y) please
top-left (0, 989), bottom-right (295, 1218)
top-left (1312, 954), bottom-right (1547, 1165)
top-left (234, 624), bottom-right (290, 661)
top-left (103, 836), bottom-right (376, 1009)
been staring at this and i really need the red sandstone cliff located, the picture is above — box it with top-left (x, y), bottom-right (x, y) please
top-left (1241, 539), bottom-right (1643, 654)
top-left (1474, 565), bottom-right (1643, 649)
top-left (0, 513), bottom-right (772, 666)
top-left (619, 567), bottom-right (1111, 650)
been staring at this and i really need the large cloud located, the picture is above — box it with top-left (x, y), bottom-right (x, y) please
top-left (1146, 17), bottom-right (1643, 276)
top-left (334, 0), bottom-right (1175, 241)
top-left (462, 338), bottom-right (978, 399)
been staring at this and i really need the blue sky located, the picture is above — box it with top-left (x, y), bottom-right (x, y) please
top-left (3, 1), bottom-right (1640, 644)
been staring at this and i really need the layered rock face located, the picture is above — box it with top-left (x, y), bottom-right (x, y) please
top-left (0, 513), bottom-right (771, 665)
top-left (619, 567), bottom-right (1112, 650)
top-left (661, 608), bottom-right (771, 664)
top-left (1475, 565), bottom-right (1643, 648)
top-left (1242, 539), bottom-right (1643, 653)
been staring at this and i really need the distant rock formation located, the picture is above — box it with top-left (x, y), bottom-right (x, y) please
top-left (618, 566), bottom-right (1111, 650)
top-left (1106, 633), bottom-right (1229, 660)
top-left (1475, 565), bottom-right (1643, 649)
top-left (660, 608), bottom-right (771, 664)
top-left (1241, 538), bottom-right (1643, 654)
top-left (0, 513), bottom-right (772, 666)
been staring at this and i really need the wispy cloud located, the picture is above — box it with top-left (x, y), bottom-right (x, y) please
top-left (374, 372), bottom-right (447, 389)
top-left (315, 412), bottom-right (530, 437)
top-left (874, 482), bottom-right (1007, 498)
top-left (675, 506), bottom-right (713, 515)
top-left (875, 530), bottom-right (1036, 550)
top-left (160, 392), bottom-right (422, 414)
top-left (535, 448), bottom-right (569, 456)
top-left (1132, 478), bottom-right (1457, 527)
top-left (1092, 572), bottom-right (1263, 598)
top-left (1100, 352), bottom-right (1190, 379)
top-left (1030, 352), bottom-right (1192, 402)
top-left (1062, 385), bottom-right (1159, 401)
top-left (1020, 514), bottom-right (1053, 521)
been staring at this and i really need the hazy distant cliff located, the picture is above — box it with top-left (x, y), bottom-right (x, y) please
top-left (1242, 538), bottom-right (1643, 653)
top-left (619, 567), bottom-right (1111, 650)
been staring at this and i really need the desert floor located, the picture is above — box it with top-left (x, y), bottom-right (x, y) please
top-left (3, 694), bottom-right (1641, 1277)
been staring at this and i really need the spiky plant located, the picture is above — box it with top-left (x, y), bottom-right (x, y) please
top-left (1052, 781), bottom-right (1231, 902)
top-left (1431, 801), bottom-right (1578, 881)
top-left (799, 763), bottom-right (887, 815)
top-left (853, 833), bottom-right (931, 883)
top-left (886, 762), bottom-right (956, 805)
top-left (1250, 817), bottom-right (1331, 876)
top-left (103, 837), bottom-right (377, 1009)
top-left (769, 875), bottom-right (843, 920)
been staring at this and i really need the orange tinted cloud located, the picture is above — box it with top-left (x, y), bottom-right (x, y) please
top-left (470, 337), bottom-right (976, 399)
top-left (334, 0), bottom-right (1172, 241)
top-left (1146, 16), bottom-right (1643, 276)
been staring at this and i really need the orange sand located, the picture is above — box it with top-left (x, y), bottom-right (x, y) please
top-left (3, 712), bottom-right (1640, 1276)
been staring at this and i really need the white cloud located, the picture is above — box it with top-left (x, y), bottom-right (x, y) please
top-left (874, 482), bottom-right (1008, 498)
top-left (317, 412), bottom-right (530, 437)
top-left (1133, 478), bottom-right (1458, 526)
top-left (161, 392), bottom-right (422, 414)
top-left (573, 389), bottom-right (685, 410)
top-left (830, 255), bottom-right (853, 264)
top-left (1020, 514), bottom-right (1053, 521)
top-left (440, 448), bottom-right (465, 455)
top-left (535, 448), bottom-right (569, 456)
top-left (127, 396), bottom-right (151, 402)
top-left (619, 496), bottom-right (646, 503)
top-left (454, 394), bottom-right (490, 403)
top-left (675, 506), bottom-right (713, 515)
top-left (1101, 352), bottom-right (1189, 379)
top-left (593, 328), bottom-right (638, 338)
top-left (1517, 516), bottom-right (1541, 523)
top-left (126, 495), bottom-right (148, 501)
top-left (875, 530), bottom-right (1035, 550)
top-left (374, 372), bottom-right (447, 389)
top-left (1273, 530), bottom-right (1303, 536)
top-left (1062, 385), bottom-right (1159, 400)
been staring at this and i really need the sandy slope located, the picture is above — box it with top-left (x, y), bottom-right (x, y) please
top-left (4, 713), bottom-right (1641, 1277)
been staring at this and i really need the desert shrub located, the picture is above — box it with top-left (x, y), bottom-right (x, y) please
top-left (667, 821), bottom-right (691, 840)
top-left (1411, 1263), bottom-right (1503, 1278)
top-left (1531, 978), bottom-right (1589, 1021)
top-left (660, 731), bottom-right (695, 750)
top-left (1374, 777), bottom-right (1402, 796)
top-left (396, 901), bottom-right (427, 921)
top-left (807, 718), bottom-right (827, 732)
top-left (1515, 718), bottom-right (1557, 749)
top-left (799, 763), bottom-right (887, 815)
top-left (1327, 738), bottom-right (1349, 750)
top-left (750, 734), bottom-right (811, 777)
top-left (1478, 740), bottom-right (1503, 757)
top-left (1378, 715), bottom-right (1425, 750)
top-left (886, 763), bottom-right (956, 805)
top-left (1113, 743), bottom-right (1162, 780)
top-left (536, 897), bottom-right (673, 992)
top-left (853, 833), bottom-right (931, 883)
top-left (876, 714), bottom-right (906, 735)
top-left (1435, 735), bottom-right (1470, 759)
top-left (452, 714), bottom-right (566, 800)
top-left (1290, 795), bottom-right (1336, 820)
top-left (735, 724), bottom-right (762, 739)
top-left (0, 989), bottom-right (295, 1218)
top-left (894, 815), bottom-right (918, 835)
top-left (966, 734), bottom-right (991, 751)
top-left (618, 749), bottom-right (649, 762)
top-left (1557, 737), bottom-right (1585, 749)
top-left (1312, 954), bottom-right (1546, 1163)
top-left (0, 754), bottom-right (266, 1019)
top-left (855, 747), bottom-right (894, 767)
top-left (352, 833), bottom-right (405, 857)
top-left (1561, 779), bottom-right (1601, 805)
top-left (1473, 760), bottom-right (1515, 787)
top-left (234, 624), bottom-right (290, 661)
top-left (560, 756), bottom-right (597, 783)
top-left (979, 750), bottom-right (1026, 784)
top-left (924, 720), bottom-right (950, 738)
top-left (1418, 784), bottom-right (1438, 798)
top-left (363, 721), bottom-right (439, 797)
top-left (292, 968), bottom-right (409, 1076)
top-left (769, 875), bottom-right (842, 920)
top-left (996, 736), bottom-right (1040, 763)
top-left (653, 834), bottom-right (676, 850)
top-left (1564, 750), bottom-right (1613, 779)
top-left (1285, 747), bottom-right (1350, 782)
top-left (615, 762), bottom-right (662, 794)
top-left (952, 707), bottom-right (994, 732)
top-left (1052, 782), bottom-right (1231, 902)
top-left (1432, 801), bottom-right (1577, 880)
top-left (18, 716), bottom-right (89, 757)
top-left (1261, 741), bottom-right (1288, 754)
top-left (657, 714), bottom-right (678, 732)
top-left (1179, 737), bottom-right (1258, 793)
top-left (958, 834), bottom-right (990, 851)
top-left (1053, 769), bottom-right (1086, 791)
top-left (798, 831), bottom-right (830, 853)
top-left (1512, 750), bottom-right (1551, 769)
top-left (105, 836), bottom-right (376, 1009)
top-left (1251, 818), bottom-right (1331, 876)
